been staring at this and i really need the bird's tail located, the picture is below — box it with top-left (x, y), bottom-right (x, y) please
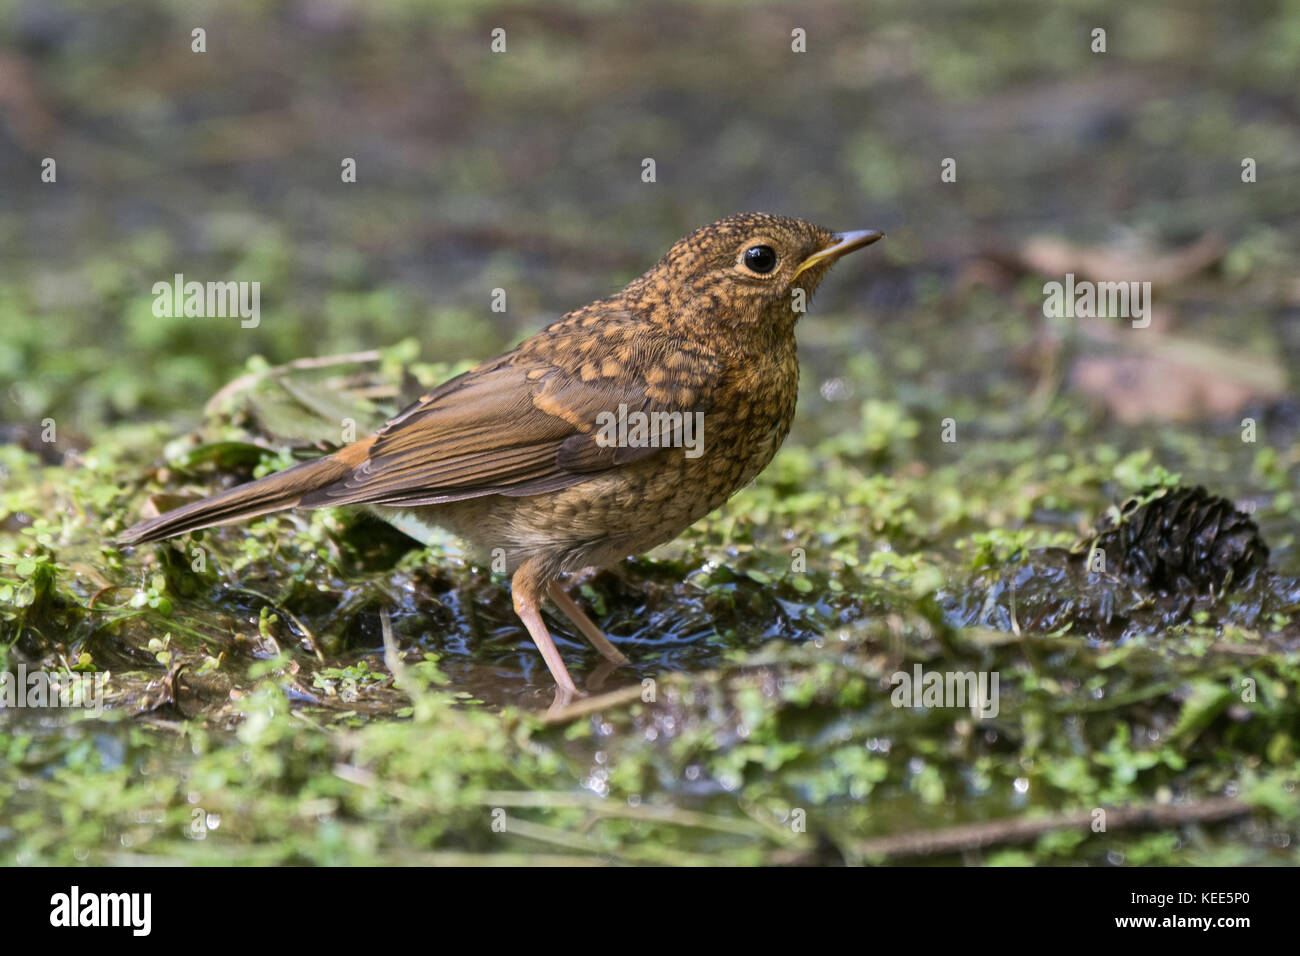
top-left (118, 446), bottom-right (365, 545)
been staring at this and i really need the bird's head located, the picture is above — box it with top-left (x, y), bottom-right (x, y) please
top-left (625, 212), bottom-right (883, 340)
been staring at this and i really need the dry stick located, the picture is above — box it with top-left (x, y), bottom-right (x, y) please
top-left (204, 349), bottom-right (383, 416)
top-left (378, 607), bottom-right (410, 692)
top-left (539, 683), bottom-right (646, 723)
top-left (1208, 643), bottom-right (1270, 657)
top-left (854, 797), bottom-right (1251, 861)
top-left (479, 790), bottom-right (772, 838)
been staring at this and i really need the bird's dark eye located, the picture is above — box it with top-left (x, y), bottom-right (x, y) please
top-left (743, 245), bottom-right (778, 274)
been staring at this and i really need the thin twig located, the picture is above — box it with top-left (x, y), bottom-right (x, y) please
top-left (379, 607), bottom-right (413, 696)
top-left (853, 797), bottom-right (1251, 861)
top-left (539, 683), bottom-right (646, 723)
top-left (204, 349), bottom-right (383, 416)
top-left (479, 791), bottom-right (770, 837)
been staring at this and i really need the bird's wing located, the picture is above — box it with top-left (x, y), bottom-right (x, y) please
top-left (298, 323), bottom-right (721, 508)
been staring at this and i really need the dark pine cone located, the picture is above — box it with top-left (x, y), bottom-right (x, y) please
top-left (1081, 485), bottom-right (1269, 595)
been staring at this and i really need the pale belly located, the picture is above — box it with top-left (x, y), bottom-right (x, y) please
top-left (388, 417), bottom-right (791, 577)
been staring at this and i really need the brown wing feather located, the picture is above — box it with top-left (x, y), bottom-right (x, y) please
top-left (298, 321), bottom-right (720, 508)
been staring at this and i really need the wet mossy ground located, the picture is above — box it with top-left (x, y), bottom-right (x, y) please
top-left (2, 0), bottom-right (1299, 864)
top-left (4, 318), bottom-right (1298, 865)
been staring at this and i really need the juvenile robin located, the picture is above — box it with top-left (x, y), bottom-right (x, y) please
top-left (120, 213), bottom-right (883, 700)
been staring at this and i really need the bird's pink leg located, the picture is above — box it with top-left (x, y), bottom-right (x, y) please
top-left (547, 581), bottom-right (630, 665)
top-left (512, 561), bottom-right (580, 698)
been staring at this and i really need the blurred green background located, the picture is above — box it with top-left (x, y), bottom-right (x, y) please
top-left (3, 0), bottom-right (1296, 434)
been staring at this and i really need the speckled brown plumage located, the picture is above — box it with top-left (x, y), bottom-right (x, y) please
top-left (120, 212), bottom-right (883, 701)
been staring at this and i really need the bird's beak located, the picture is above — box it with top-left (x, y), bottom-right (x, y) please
top-left (792, 229), bottom-right (885, 279)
